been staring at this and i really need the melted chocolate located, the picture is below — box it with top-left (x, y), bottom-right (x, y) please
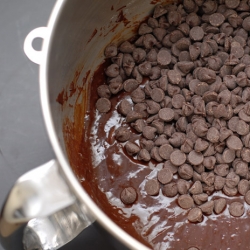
top-left (63, 61), bottom-right (250, 250)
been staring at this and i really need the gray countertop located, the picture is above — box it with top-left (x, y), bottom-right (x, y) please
top-left (0, 1), bottom-right (115, 249)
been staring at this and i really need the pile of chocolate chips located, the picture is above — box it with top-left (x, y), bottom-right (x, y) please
top-left (95, 0), bottom-right (250, 222)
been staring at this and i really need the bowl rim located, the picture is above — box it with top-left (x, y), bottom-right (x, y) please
top-left (39, 0), bottom-right (150, 249)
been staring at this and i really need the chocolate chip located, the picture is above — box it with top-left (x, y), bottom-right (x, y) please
top-left (194, 82), bottom-right (209, 96)
top-left (178, 194), bottom-right (194, 209)
top-left (225, 172), bottom-right (240, 188)
top-left (203, 183), bottom-right (215, 195)
top-left (193, 164), bottom-right (205, 175)
top-left (193, 193), bottom-right (208, 206)
top-left (242, 87), bottom-right (250, 103)
top-left (115, 127), bottom-right (130, 142)
top-left (167, 70), bottom-right (182, 85)
top-left (228, 117), bottom-right (239, 132)
top-left (146, 100), bottom-right (161, 115)
top-left (183, 0), bottom-right (197, 13)
top-left (119, 41), bottom-right (135, 53)
top-left (219, 127), bottom-right (233, 142)
top-left (203, 143), bottom-right (216, 157)
top-left (125, 142), bottom-right (140, 155)
top-left (187, 150), bottom-right (204, 165)
top-left (171, 94), bottom-right (185, 109)
top-left (203, 156), bottom-right (216, 170)
top-left (225, 0), bottom-right (240, 9)
top-left (214, 164), bottom-right (229, 177)
top-left (97, 85), bottom-right (111, 99)
top-left (236, 120), bottom-right (249, 136)
top-left (209, 13), bottom-right (225, 27)
top-left (231, 41), bottom-right (244, 59)
top-left (96, 98), bottom-right (111, 113)
top-left (177, 179), bottom-right (191, 195)
top-left (177, 61), bottom-right (194, 75)
top-left (126, 111), bottom-right (144, 123)
top-left (242, 16), bottom-right (250, 31)
top-left (131, 87), bottom-right (145, 103)
top-left (138, 149), bottom-right (151, 161)
top-left (123, 79), bottom-right (139, 92)
top-left (197, 68), bottom-right (217, 84)
top-left (151, 88), bottom-right (165, 103)
top-left (157, 168), bottom-right (173, 185)
top-left (242, 133), bottom-right (250, 148)
top-left (138, 23), bottom-right (153, 36)
top-left (179, 51), bottom-right (191, 62)
top-left (189, 181), bottom-right (203, 195)
top-left (181, 138), bottom-right (194, 153)
top-left (245, 190), bottom-right (250, 205)
top-left (145, 179), bottom-right (160, 196)
top-left (199, 200), bottom-right (214, 215)
top-left (193, 171), bottom-right (202, 183)
top-left (201, 172), bottom-right (215, 186)
top-left (104, 44), bottom-right (118, 58)
top-left (140, 138), bottom-right (154, 152)
top-left (158, 144), bottom-right (174, 160)
top-left (214, 175), bottom-right (226, 191)
top-left (189, 44), bottom-right (201, 61)
top-left (109, 81), bottom-right (123, 95)
top-left (153, 27), bottom-right (168, 42)
top-left (217, 89), bottom-right (231, 105)
top-left (157, 48), bottom-right (171, 66)
top-left (226, 135), bottom-right (243, 150)
top-left (158, 108), bottom-right (175, 122)
top-left (182, 102), bottom-right (194, 116)
top-left (153, 4), bottom-right (168, 18)
top-left (229, 201), bottom-right (244, 217)
top-left (234, 160), bottom-right (248, 177)
top-left (151, 120), bottom-right (164, 135)
top-left (167, 10), bottom-right (182, 26)
top-left (214, 198), bottom-right (227, 214)
top-left (111, 52), bottom-right (123, 66)
top-left (105, 64), bottom-right (120, 78)
top-left (206, 127), bottom-right (220, 144)
top-left (132, 48), bottom-right (146, 64)
top-left (162, 182), bottom-right (178, 197)
top-left (192, 120), bottom-right (208, 137)
top-left (155, 136), bottom-right (169, 148)
top-left (151, 146), bottom-right (163, 162)
top-left (132, 119), bottom-right (146, 133)
top-left (120, 187), bottom-right (137, 205)
top-left (239, 109), bottom-right (250, 122)
top-left (190, 26), bottom-right (204, 41)
top-left (164, 160), bottom-right (179, 174)
top-left (178, 164), bottom-right (193, 180)
top-left (222, 148), bottom-right (235, 163)
top-left (238, 179), bottom-right (250, 196)
top-left (138, 61), bottom-right (152, 76)
top-left (142, 126), bottom-right (157, 140)
top-left (167, 84), bottom-right (181, 97)
top-left (188, 207), bottom-right (203, 223)
top-left (241, 148), bottom-right (250, 163)
top-left (134, 102), bottom-right (147, 114)
top-left (194, 138), bottom-right (209, 152)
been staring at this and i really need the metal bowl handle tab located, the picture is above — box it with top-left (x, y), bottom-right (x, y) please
top-left (0, 160), bottom-right (93, 250)
top-left (23, 27), bottom-right (48, 65)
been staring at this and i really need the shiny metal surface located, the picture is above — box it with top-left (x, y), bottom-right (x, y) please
top-left (23, 201), bottom-right (93, 250)
top-left (41, 0), bottom-right (154, 249)
top-left (0, 0), bottom-right (109, 249)
top-left (1, 0), bottom-right (176, 249)
top-left (0, 160), bottom-right (93, 249)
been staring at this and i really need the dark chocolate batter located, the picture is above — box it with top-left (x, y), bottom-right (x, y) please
top-left (61, 61), bottom-right (250, 250)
